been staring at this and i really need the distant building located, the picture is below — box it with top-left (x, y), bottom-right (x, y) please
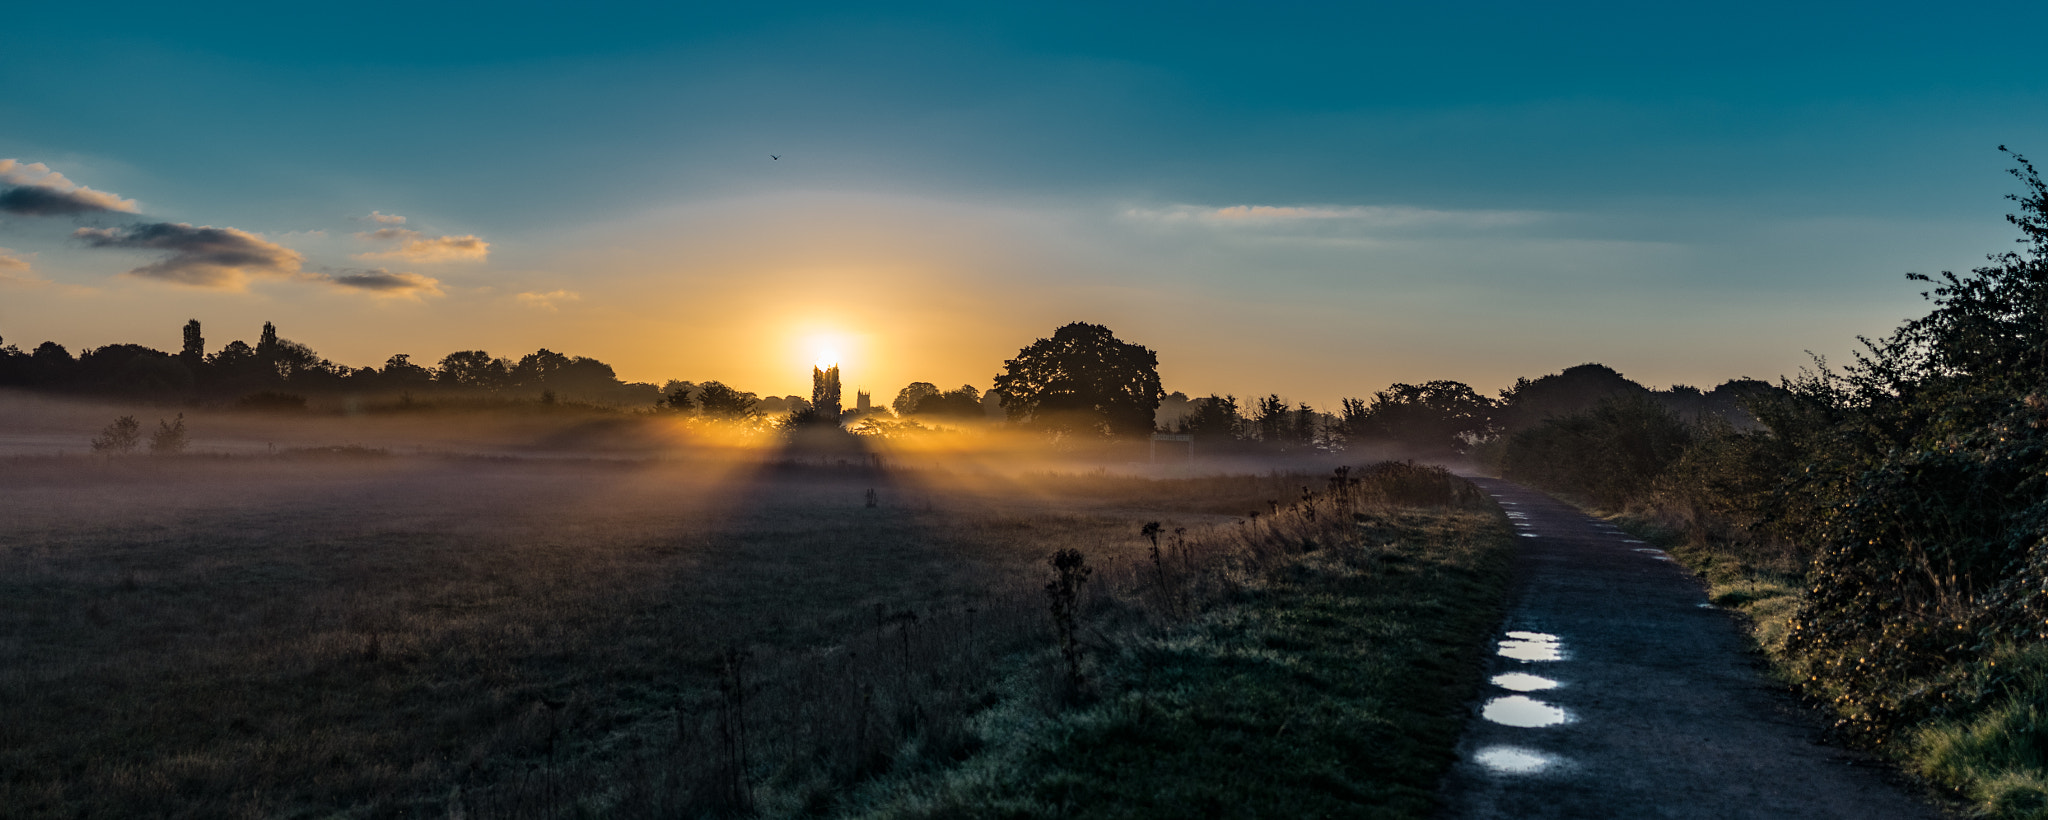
top-left (856, 390), bottom-right (871, 413)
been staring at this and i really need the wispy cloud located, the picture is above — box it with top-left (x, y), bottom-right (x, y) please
top-left (75, 222), bottom-right (302, 289)
top-left (326, 268), bottom-right (443, 298)
top-left (354, 227), bottom-right (490, 262)
top-left (364, 211), bottom-right (407, 224)
top-left (0, 247), bottom-right (81, 291)
top-left (1121, 203), bottom-right (1547, 234)
top-left (0, 159), bottom-right (140, 216)
top-left (515, 289), bottom-right (579, 310)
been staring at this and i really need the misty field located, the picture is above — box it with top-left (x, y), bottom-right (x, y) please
top-left (0, 442), bottom-right (1398, 818)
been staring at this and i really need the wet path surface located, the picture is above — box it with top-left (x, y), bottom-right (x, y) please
top-left (1436, 478), bottom-right (1945, 819)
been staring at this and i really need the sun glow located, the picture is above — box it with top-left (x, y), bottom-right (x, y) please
top-left (815, 348), bottom-right (839, 369)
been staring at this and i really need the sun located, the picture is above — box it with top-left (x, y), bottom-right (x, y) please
top-left (815, 346), bottom-right (839, 370)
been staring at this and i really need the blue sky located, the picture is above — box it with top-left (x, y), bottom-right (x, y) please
top-left (2, 1), bottom-right (2043, 404)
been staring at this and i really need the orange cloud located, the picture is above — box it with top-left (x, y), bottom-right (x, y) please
top-left (354, 228), bottom-right (490, 263)
top-left (365, 211), bottom-right (407, 224)
top-left (514, 289), bottom-right (579, 310)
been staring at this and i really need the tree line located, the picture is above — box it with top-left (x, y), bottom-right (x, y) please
top-left (1, 313), bottom-right (1764, 455)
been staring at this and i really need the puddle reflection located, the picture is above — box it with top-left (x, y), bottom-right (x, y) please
top-left (1483, 695), bottom-right (1570, 727)
top-left (1491, 672), bottom-right (1558, 692)
top-left (1498, 631), bottom-right (1562, 661)
top-left (1473, 745), bottom-right (1561, 774)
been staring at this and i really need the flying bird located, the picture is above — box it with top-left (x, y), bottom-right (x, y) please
top-left (770, 155), bottom-right (780, 160)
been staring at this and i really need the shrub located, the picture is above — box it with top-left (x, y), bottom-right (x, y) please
top-left (90, 416), bottom-right (141, 453)
top-left (149, 414), bottom-right (188, 455)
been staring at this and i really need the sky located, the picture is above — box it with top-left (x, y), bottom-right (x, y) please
top-left (2, 1), bottom-right (2044, 406)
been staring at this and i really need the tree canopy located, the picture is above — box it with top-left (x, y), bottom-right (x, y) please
top-left (991, 322), bottom-right (1163, 438)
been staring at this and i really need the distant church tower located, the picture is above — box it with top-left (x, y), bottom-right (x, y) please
top-left (812, 365), bottom-right (842, 423)
top-left (856, 390), bottom-right (871, 414)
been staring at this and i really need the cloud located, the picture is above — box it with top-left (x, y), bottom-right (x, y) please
top-left (354, 227), bottom-right (490, 262)
top-left (0, 159), bottom-right (139, 216)
top-left (0, 247), bottom-right (72, 290)
top-left (365, 211), bottom-right (407, 224)
top-left (515, 289), bottom-right (580, 310)
top-left (1121, 203), bottom-right (1547, 234)
top-left (326, 269), bottom-right (443, 298)
top-left (75, 222), bottom-right (303, 288)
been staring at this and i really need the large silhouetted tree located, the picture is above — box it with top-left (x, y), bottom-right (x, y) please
top-left (181, 320), bottom-right (204, 363)
top-left (1494, 364), bottom-right (1646, 432)
top-left (812, 365), bottom-right (842, 422)
top-left (892, 382), bottom-right (940, 416)
top-left (992, 322), bottom-right (1163, 438)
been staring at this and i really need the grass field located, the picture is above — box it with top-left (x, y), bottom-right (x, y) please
top-left (847, 507), bottom-right (1513, 819)
top-left (2, 445), bottom-right (1424, 818)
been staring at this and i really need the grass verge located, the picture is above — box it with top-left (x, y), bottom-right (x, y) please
top-left (845, 507), bottom-right (1513, 819)
top-left (1598, 507), bottom-right (2048, 818)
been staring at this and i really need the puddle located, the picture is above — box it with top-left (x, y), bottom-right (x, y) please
top-left (1483, 695), bottom-right (1570, 727)
top-left (1632, 548), bottom-right (1671, 561)
top-left (1518, 533), bottom-right (1541, 538)
top-left (1491, 672), bottom-right (1558, 692)
top-left (1473, 745), bottom-right (1561, 774)
top-left (1696, 602), bottom-right (1716, 609)
top-left (1498, 631), bottom-right (1562, 661)
top-left (1621, 539), bottom-right (1645, 544)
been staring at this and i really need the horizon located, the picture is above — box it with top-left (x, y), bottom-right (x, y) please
top-left (3, 2), bottom-right (2044, 406)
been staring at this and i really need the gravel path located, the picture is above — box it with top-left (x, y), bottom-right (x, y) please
top-left (1435, 478), bottom-right (1948, 819)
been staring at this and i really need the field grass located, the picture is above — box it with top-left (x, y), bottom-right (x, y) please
top-left (845, 507), bottom-right (1513, 819)
top-left (1, 450), bottom-right (1445, 818)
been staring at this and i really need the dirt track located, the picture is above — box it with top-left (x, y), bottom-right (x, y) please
top-left (1435, 478), bottom-right (1947, 819)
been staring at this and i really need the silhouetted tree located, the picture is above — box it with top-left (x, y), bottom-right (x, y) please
top-left (812, 365), bottom-right (842, 422)
top-left (913, 385), bottom-right (983, 419)
top-left (30, 341), bottom-right (74, 385)
top-left (511, 349), bottom-right (571, 388)
top-left (1175, 394), bottom-right (1243, 443)
top-left (660, 380), bottom-right (698, 413)
top-left (437, 350), bottom-right (509, 390)
top-left (380, 354), bottom-right (434, 387)
top-left (1155, 390), bottom-right (1194, 430)
top-left (1495, 363), bottom-right (1647, 432)
top-left (181, 320), bottom-right (204, 363)
top-left (695, 380), bottom-right (759, 420)
top-left (893, 382), bottom-right (940, 416)
top-left (1292, 402), bottom-right (1321, 449)
top-left (992, 322), bottom-right (1164, 438)
top-left (554, 356), bottom-right (623, 398)
top-left (0, 337), bottom-right (24, 385)
top-left (1252, 395), bottom-right (1290, 444)
top-left (1351, 380), bottom-right (1497, 455)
